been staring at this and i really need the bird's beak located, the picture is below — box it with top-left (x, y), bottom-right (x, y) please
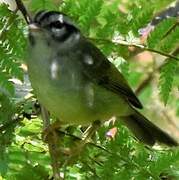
top-left (28, 23), bottom-right (41, 32)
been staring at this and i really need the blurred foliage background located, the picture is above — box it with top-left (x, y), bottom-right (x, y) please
top-left (0, 0), bottom-right (179, 179)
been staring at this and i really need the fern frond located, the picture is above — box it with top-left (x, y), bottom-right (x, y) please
top-left (149, 150), bottom-right (179, 176)
top-left (78, 0), bottom-right (103, 34)
top-left (130, 3), bottom-right (154, 35)
top-left (159, 59), bottom-right (178, 105)
top-left (29, 0), bottom-right (58, 11)
top-left (61, 0), bottom-right (103, 34)
top-left (0, 5), bottom-right (25, 97)
top-left (0, 71), bottom-right (14, 96)
top-left (159, 25), bottom-right (179, 53)
top-left (147, 18), bottom-right (176, 49)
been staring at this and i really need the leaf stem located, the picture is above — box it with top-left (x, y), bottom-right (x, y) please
top-left (89, 37), bottom-right (179, 61)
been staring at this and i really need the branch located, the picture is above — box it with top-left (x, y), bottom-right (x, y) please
top-left (135, 71), bottom-right (154, 96)
top-left (41, 106), bottom-right (62, 180)
top-left (135, 63), bottom-right (163, 95)
top-left (134, 45), bottom-right (179, 61)
top-left (162, 20), bottom-right (179, 39)
top-left (14, 0), bottom-right (31, 24)
top-left (89, 37), bottom-right (179, 61)
top-left (57, 130), bottom-right (109, 153)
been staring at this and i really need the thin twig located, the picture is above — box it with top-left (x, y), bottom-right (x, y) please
top-left (57, 130), bottom-right (110, 153)
top-left (162, 20), bottom-right (179, 39)
top-left (89, 156), bottom-right (103, 167)
top-left (135, 72), bottom-right (154, 95)
top-left (41, 106), bottom-right (62, 180)
top-left (14, 0), bottom-right (32, 24)
top-left (89, 37), bottom-right (179, 61)
top-left (135, 64), bottom-right (163, 95)
top-left (141, 46), bottom-right (179, 61)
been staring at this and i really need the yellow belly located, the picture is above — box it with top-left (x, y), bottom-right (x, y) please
top-left (34, 81), bottom-right (131, 125)
top-left (27, 39), bottom-right (131, 125)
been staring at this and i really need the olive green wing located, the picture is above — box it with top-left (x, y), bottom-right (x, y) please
top-left (81, 39), bottom-right (143, 109)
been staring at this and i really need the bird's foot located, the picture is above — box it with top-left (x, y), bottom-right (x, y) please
top-left (42, 121), bottom-right (61, 142)
top-left (65, 120), bottom-right (101, 164)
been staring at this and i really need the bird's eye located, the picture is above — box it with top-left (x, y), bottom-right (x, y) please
top-left (49, 21), bottom-right (63, 29)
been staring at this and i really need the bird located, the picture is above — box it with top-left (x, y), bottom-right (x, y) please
top-left (27, 10), bottom-right (178, 146)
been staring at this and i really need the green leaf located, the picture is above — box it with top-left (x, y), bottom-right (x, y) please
top-left (130, 2), bottom-right (154, 35)
top-left (29, 0), bottom-right (58, 11)
top-left (159, 59), bottom-right (178, 105)
top-left (147, 18), bottom-right (176, 49)
top-left (149, 150), bottom-right (179, 176)
top-left (159, 25), bottom-right (179, 53)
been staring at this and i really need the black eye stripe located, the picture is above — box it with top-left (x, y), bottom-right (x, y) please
top-left (52, 24), bottom-right (76, 42)
top-left (32, 10), bottom-right (80, 42)
top-left (49, 21), bottom-right (63, 28)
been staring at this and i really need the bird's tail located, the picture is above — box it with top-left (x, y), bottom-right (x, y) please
top-left (121, 110), bottom-right (178, 146)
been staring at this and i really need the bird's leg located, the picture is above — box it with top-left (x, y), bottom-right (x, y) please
top-left (81, 120), bottom-right (101, 145)
top-left (42, 120), bottom-right (61, 143)
top-left (66, 120), bottom-right (101, 163)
